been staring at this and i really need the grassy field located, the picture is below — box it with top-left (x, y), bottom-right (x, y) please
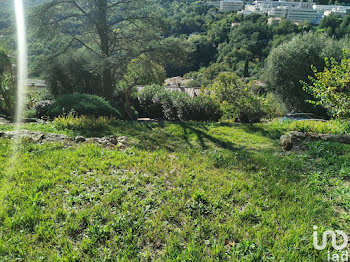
top-left (0, 120), bottom-right (349, 261)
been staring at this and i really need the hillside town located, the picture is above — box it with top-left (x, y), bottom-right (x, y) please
top-left (207, 0), bottom-right (350, 24)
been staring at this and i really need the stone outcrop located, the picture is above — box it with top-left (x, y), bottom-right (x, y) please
top-left (280, 131), bottom-right (350, 151)
top-left (0, 117), bottom-right (10, 124)
top-left (0, 130), bottom-right (128, 148)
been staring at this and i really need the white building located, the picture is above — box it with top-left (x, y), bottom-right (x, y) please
top-left (314, 5), bottom-right (350, 17)
top-left (213, 0), bottom-right (350, 25)
top-left (219, 0), bottom-right (244, 12)
top-left (241, 0), bottom-right (350, 25)
top-left (268, 6), bottom-right (289, 18)
top-left (287, 7), bottom-right (323, 24)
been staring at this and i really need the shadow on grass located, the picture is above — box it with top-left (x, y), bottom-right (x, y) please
top-left (179, 122), bottom-right (239, 151)
top-left (96, 121), bottom-right (242, 153)
top-left (235, 123), bottom-right (284, 141)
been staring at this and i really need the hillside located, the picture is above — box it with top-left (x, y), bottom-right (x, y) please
top-left (0, 120), bottom-right (349, 260)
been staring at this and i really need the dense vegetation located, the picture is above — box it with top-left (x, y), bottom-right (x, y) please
top-left (0, 45), bottom-right (14, 116)
top-left (1, 1), bottom-right (350, 120)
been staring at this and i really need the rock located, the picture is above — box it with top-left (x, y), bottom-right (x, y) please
top-left (0, 130), bottom-right (128, 148)
top-left (117, 136), bottom-right (128, 147)
top-left (0, 117), bottom-right (10, 124)
top-left (75, 136), bottom-right (86, 143)
top-left (322, 134), bottom-right (350, 144)
top-left (105, 136), bottom-right (119, 145)
top-left (93, 136), bottom-right (119, 147)
top-left (44, 133), bottom-right (70, 143)
top-left (2, 130), bottom-right (45, 142)
top-left (280, 134), bottom-right (292, 151)
top-left (281, 131), bottom-right (350, 151)
top-left (280, 131), bottom-right (307, 151)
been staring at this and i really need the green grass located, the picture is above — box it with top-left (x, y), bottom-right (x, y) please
top-left (0, 120), bottom-right (349, 261)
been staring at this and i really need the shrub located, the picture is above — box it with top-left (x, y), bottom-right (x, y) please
top-left (0, 47), bottom-right (14, 116)
top-left (192, 96), bottom-right (222, 121)
top-left (172, 94), bottom-right (221, 121)
top-left (261, 93), bottom-right (288, 120)
top-left (34, 100), bottom-right (54, 118)
top-left (209, 72), bottom-right (264, 123)
top-left (184, 79), bottom-right (201, 88)
top-left (0, 72), bottom-right (15, 116)
top-left (136, 85), bottom-right (167, 118)
top-left (237, 94), bottom-right (264, 123)
top-left (113, 83), bottom-right (139, 120)
top-left (163, 91), bottom-right (189, 121)
top-left (135, 85), bottom-right (222, 121)
top-left (45, 94), bottom-right (121, 118)
top-left (303, 53), bottom-right (350, 119)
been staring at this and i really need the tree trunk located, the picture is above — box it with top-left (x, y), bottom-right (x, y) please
top-left (102, 68), bottom-right (113, 99)
top-left (124, 86), bottom-right (133, 120)
top-left (96, 0), bottom-right (113, 100)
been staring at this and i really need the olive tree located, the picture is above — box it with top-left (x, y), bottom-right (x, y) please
top-left (264, 33), bottom-right (346, 115)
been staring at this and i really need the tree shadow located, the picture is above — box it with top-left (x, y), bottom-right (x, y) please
top-left (218, 122), bottom-right (285, 141)
top-left (179, 122), bottom-right (239, 152)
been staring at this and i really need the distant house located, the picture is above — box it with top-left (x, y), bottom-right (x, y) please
top-left (207, 0), bottom-right (244, 12)
top-left (136, 76), bottom-right (201, 98)
top-left (267, 17), bottom-right (283, 25)
top-left (164, 77), bottom-right (201, 97)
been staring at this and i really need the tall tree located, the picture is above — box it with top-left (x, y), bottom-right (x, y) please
top-left (34, 0), bottom-right (163, 99)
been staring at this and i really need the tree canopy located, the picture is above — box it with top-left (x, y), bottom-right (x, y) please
top-left (34, 0), bottom-right (164, 99)
top-left (264, 33), bottom-right (347, 115)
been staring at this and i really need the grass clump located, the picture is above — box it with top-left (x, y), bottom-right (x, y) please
top-left (53, 114), bottom-right (111, 133)
top-left (289, 120), bottom-right (350, 134)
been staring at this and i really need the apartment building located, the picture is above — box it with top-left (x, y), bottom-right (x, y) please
top-left (219, 0), bottom-right (244, 12)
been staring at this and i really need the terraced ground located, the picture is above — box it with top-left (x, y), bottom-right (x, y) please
top-left (0, 120), bottom-right (349, 261)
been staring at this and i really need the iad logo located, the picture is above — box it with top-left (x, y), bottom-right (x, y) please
top-left (313, 226), bottom-right (349, 262)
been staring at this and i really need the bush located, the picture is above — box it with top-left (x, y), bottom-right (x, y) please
top-left (0, 47), bottom-right (14, 116)
top-left (184, 79), bottom-right (201, 88)
top-left (237, 94), bottom-right (264, 123)
top-left (209, 72), bottom-right (264, 123)
top-left (162, 91), bottom-right (189, 120)
top-left (136, 85), bottom-right (166, 118)
top-left (188, 96), bottom-right (222, 121)
top-left (262, 93), bottom-right (288, 120)
top-left (34, 100), bottom-right (54, 118)
top-left (165, 92), bottom-right (222, 121)
top-left (303, 53), bottom-right (350, 119)
top-left (0, 72), bottom-right (15, 116)
top-left (44, 94), bottom-right (121, 118)
top-left (135, 85), bottom-right (222, 121)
